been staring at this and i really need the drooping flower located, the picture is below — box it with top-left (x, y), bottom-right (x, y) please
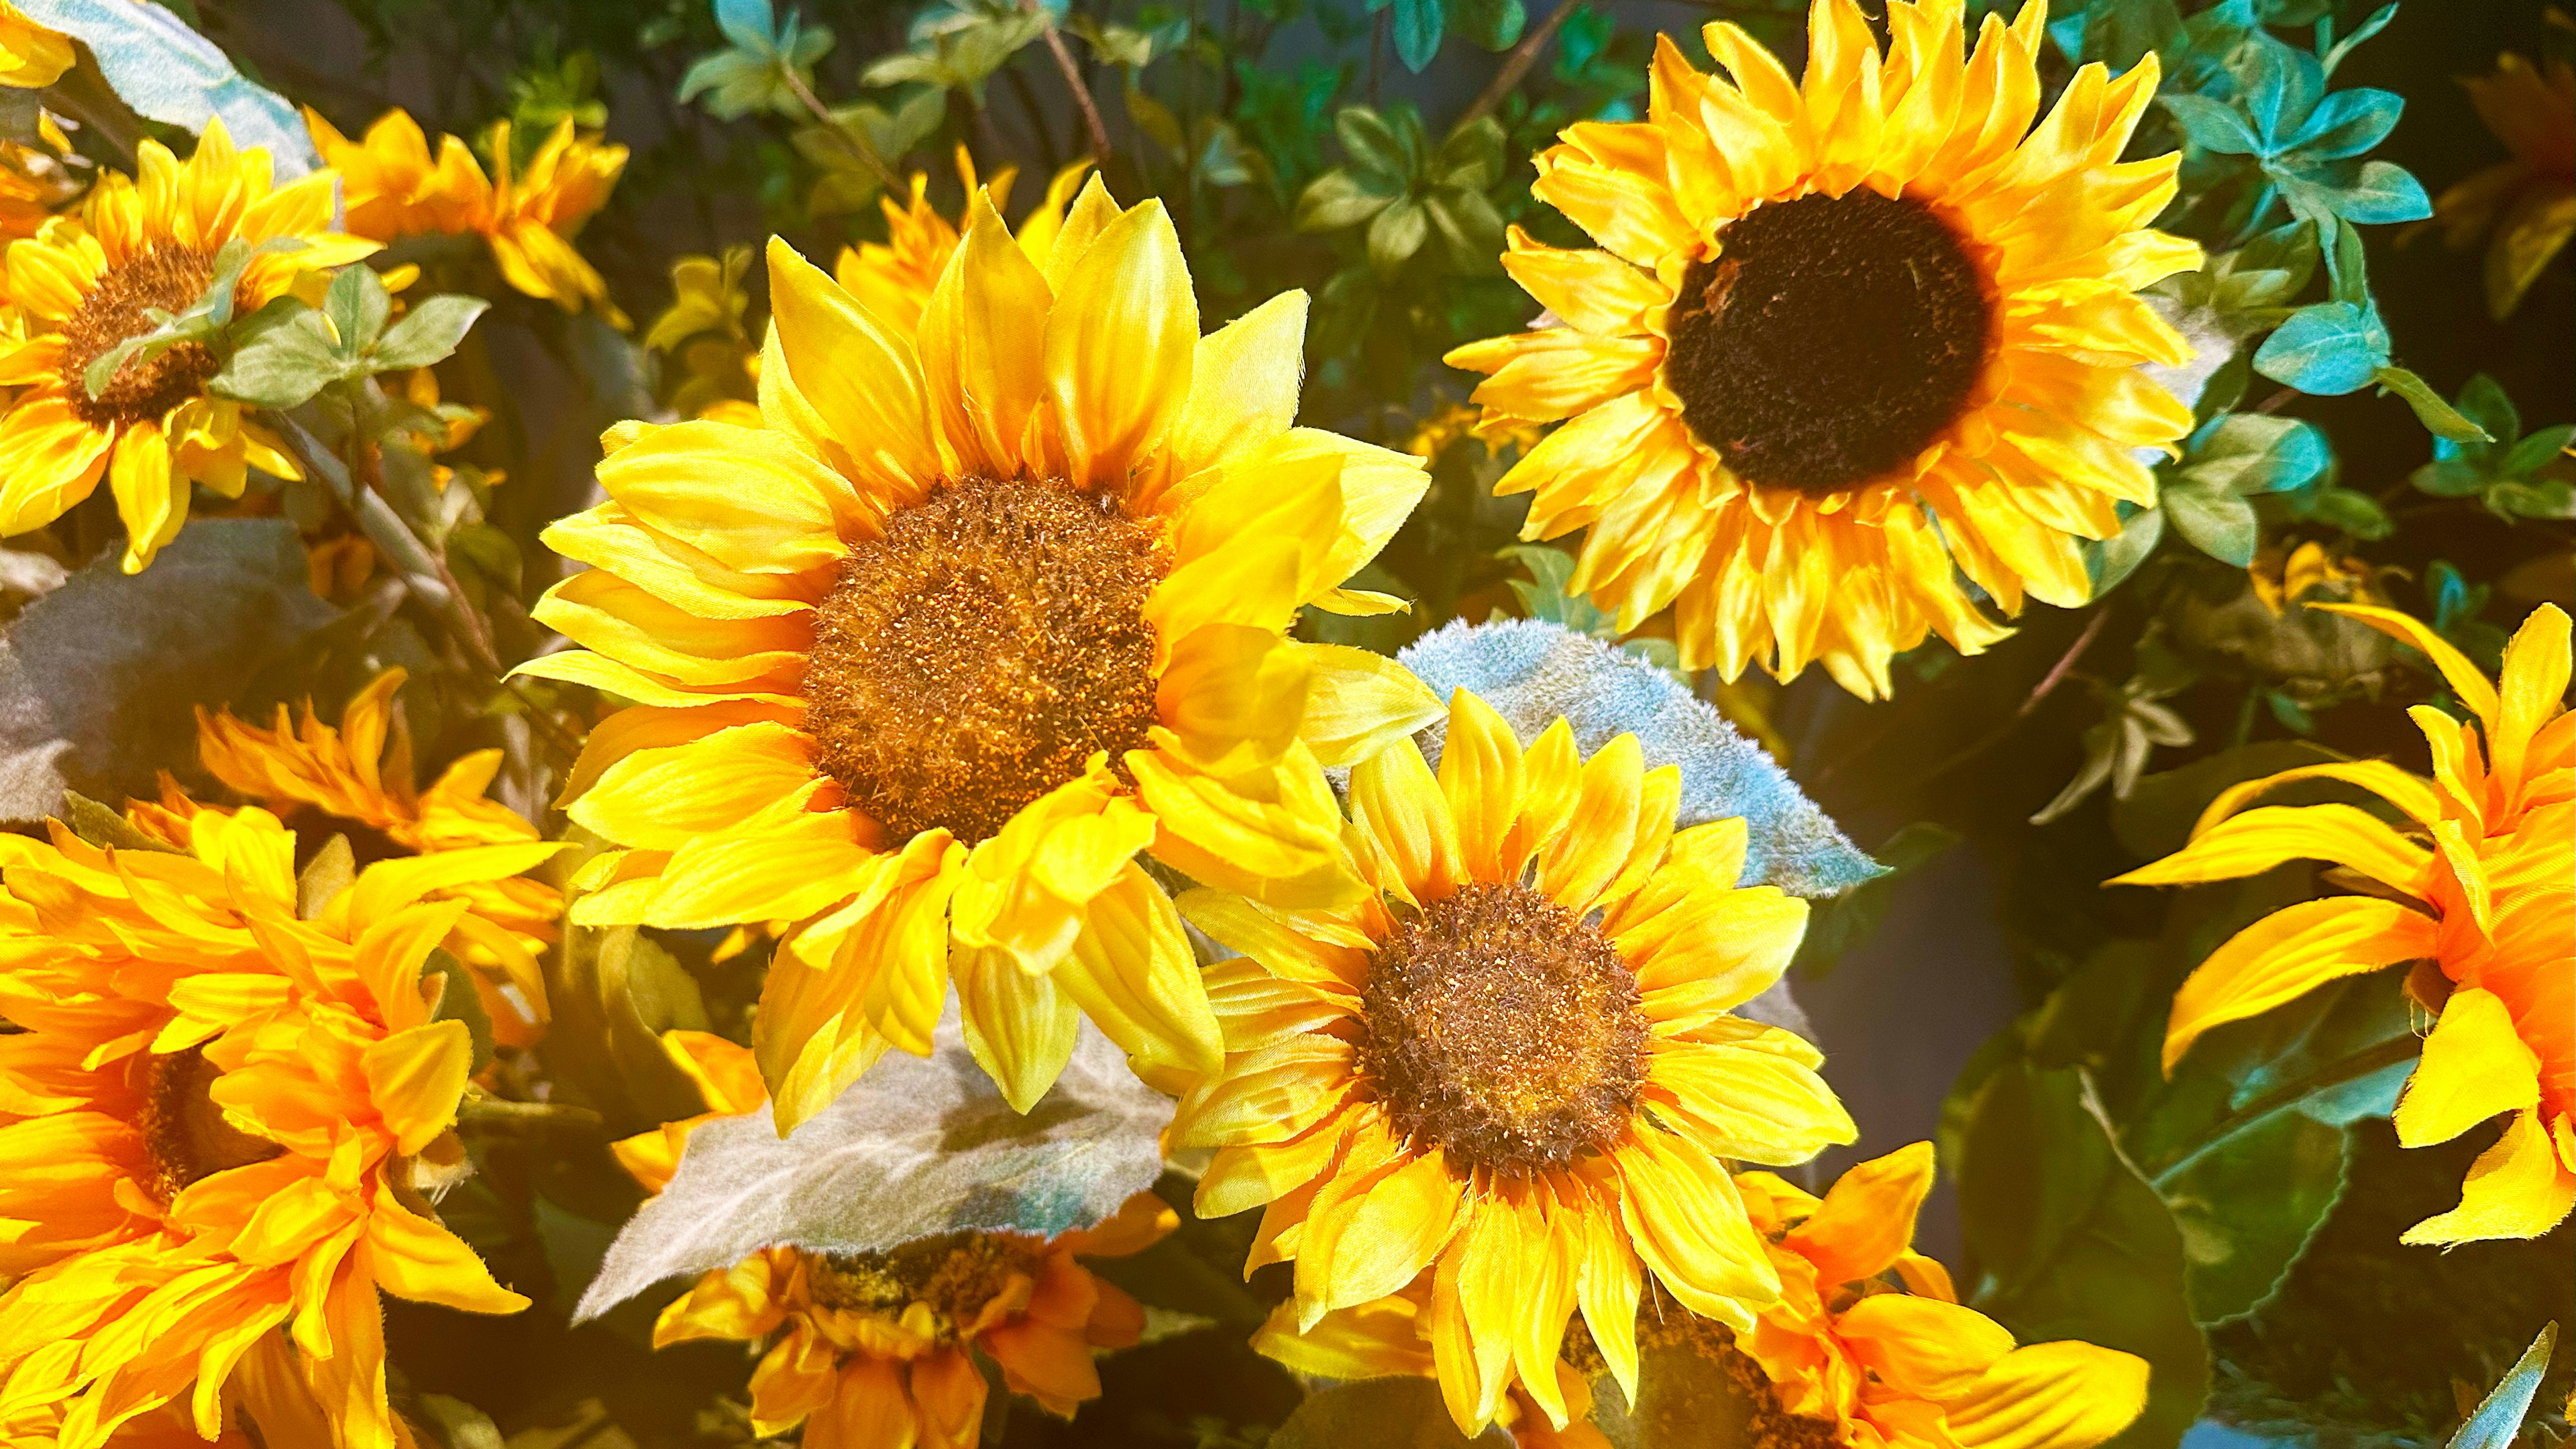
top-left (1171, 686), bottom-right (1856, 1438)
top-left (121, 667), bottom-right (564, 1046)
top-left (0, 119), bottom-right (374, 570)
top-left (834, 148), bottom-right (1091, 337)
top-left (0, 807), bottom-right (559, 1448)
top-left (1446, 0), bottom-right (2200, 699)
top-left (303, 107), bottom-right (630, 323)
top-left (0, 2), bottom-right (70, 89)
top-left (2114, 603), bottom-right (2573, 1245)
top-left (2430, 50), bottom-right (2575, 319)
top-left (2247, 539), bottom-right (2387, 616)
top-left (520, 185), bottom-right (1436, 1126)
top-left (1260, 1144), bottom-right (2149, 1449)
top-left (653, 1191), bottom-right (1173, 1449)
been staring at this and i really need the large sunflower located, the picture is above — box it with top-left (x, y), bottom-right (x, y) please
top-left (1260, 1144), bottom-right (2147, 1449)
top-left (304, 108), bottom-right (629, 323)
top-left (521, 184), bottom-right (1436, 1124)
top-left (835, 148), bottom-right (1091, 337)
top-left (2114, 603), bottom-right (2572, 1244)
top-left (0, 119), bottom-right (374, 571)
top-left (1169, 686), bottom-right (1856, 1437)
top-left (1445, 0), bottom-right (2200, 698)
top-left (655, 1192), bottom-right (1171, 1448)
top-left (120, 667), bottom-right (564, 1046)
top-left (0, 807), bottom-right (559, 1448)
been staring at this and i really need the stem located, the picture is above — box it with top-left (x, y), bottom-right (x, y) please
top-left (1024, 0), bottom-right (1116, 165)
top-left (1917, 608), bottom-right (2114, 786)
top-left (455, 1095), bottom-right (606, 1134)
top-left (1458, 0), bottom-right (1579, 128)
top-left (779, 64), bottom-right (901, 190)
top-left (2148, 1035), bottom-right (2421, 1190)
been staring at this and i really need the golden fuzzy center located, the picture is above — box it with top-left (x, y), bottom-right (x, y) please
top-left (1358, 881), bottom-right (1650, 1177)
top-left (138, 1045), bottom-right (282, 1203)
top-left (803, 474), bottom-right (1165, 847)
top-left (805, 1232), bottom-right (1044, 1342)
top-left (1662, 189), bottom-right (1992, 498)
top-left (58, 245), bottom-right (222, 428)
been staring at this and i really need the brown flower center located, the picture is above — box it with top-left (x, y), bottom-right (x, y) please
top-left (58, 246), bottom-right (223, 429)
top-left (806, 1232), bottom-right (1044, 1342)
top-left (1566, 1293), bottom-right (1845, 1449)
top-left (1662, 189), bottom-right (1992, 498)
top-left (1359, 881), bottom-right (1650, 1177)
top-left (803, 474), bottom-right (1164, 847)
top-left (139, 1044), bottom-right (282, 1202)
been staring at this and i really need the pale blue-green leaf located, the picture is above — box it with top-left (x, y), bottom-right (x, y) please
top-left (2447, 1325), bottom-right (2558, 1449)
top-left (2161, 94), bottom-right (2261, 155)
top-left (15, 0), bottom-right (317, 174)
top-left (2163, 480), bottom-right (2261, 566)
top-left (2283, 87), bottom-right (2401, 160)
top-left (2253, 301), bottom-right (2387, 394)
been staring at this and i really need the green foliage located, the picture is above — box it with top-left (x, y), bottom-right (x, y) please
top-left (2408, 374), bottom-right (2576, 520)
top-left (678, 0), bottom-right (835, 118)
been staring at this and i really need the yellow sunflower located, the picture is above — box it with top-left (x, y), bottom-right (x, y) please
top-left (1445, 0), bottom-right (2200, 699)
top-left (2431, 49), bottom-right (2575, 319)
top-left (1263, 1144), bottom-right (2147, 1449)
top-left (304, 107), bottom-right (630, 323)
top-left (119, 667), bottom-right (563, 1046)
top-left (0, 119), bottom-right (374, 571)
top-left (655, 1192), bottom-right (1170, 1449)
top-left (0, 806), bottom-right (560, 1448)
top-left (1169, 686), bottom-right (1856, 1437)
top-left (0, 2), bottom-right (70, 89)
top-left (835, 147), bottom-right (1091, 337)
top-left (2114, 603), bottom-right (2573, 1244)
top-left (521, 184), bottom-right (1436, 1125)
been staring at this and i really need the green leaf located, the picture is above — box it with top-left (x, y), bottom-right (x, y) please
top-left (2487, 479), bottom-right (2576, 520)
top-left (1391, 0), bottom-right (1442, 71)
top-left (2179, 414), bottom-right (2329, 496)
top-left (1295, 168), bottom-right (1399, 231)
top-left (2161, 93), bottom-right (2261, 154)
top-left (2447, 1324), bottom-right (2559, 1449)
top-left (2253, 300), bottom-right (2388, 395)
top-left (1423, 187), bottom-right (1503, 271)
top-left (1269, 1377), bottom-right (1489, 1448)
top-left (1790, 822), bottom-right (1959, 979)
top-left (2157, 1110), bottom-right (2347, 1324)
top-left (2302, 485), bottom-right (2393, 539)
top-left (1447, 0), bottom-right (1523, 51)
top-left (2162, 481), bottom-right (2260, 566)
top-left (425, 947), bottom-right (498, 1074)
top-left (2090, 502), bottom-right (2166, 596)
top-left (324, 264), bottom-right (392, 358)
top-left (539, 921), bottom-right (713, 1135)
top-left (2371, 367), bottom-right (2493, 444)
top-left (370, 295), bottom-right (490, 372)
top-left (210, 297), bottom-right (347, 410)
top-left (1367, 197), bottom-right (1430, 274)
top-left (1334, 106), bottom-right (1413, 185)
top-left (60, 790), bottom-right (181, 853)
top-left (2500, 422), bottom-right (2574, 478)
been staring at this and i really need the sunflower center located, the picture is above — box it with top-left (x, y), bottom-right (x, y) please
top-left (58, 245), bottom-right (223, 429)
top-left (1662, 189), bottom-right (1991, 498)
top-left (804, 474), bottom-right (1165, 847)
top-left (138, 1045), bottom-right (282, 1203)
top-left (1359, 881), bottom-right (1650, 1177)
top-left (807, 1232), bottom-right (1042, 1342)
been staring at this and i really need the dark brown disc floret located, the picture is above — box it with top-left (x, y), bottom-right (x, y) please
top-left (58, 245), bottom-right (222, 429)
top-left (138, 1044), bottom-right (284, 1203)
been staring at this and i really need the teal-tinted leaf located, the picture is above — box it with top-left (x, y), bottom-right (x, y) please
top-left (712, 0), bottom-right (780, 54)
top-left (2090, 501), bottom-right (2167, 596)
top-left (2502, 423), bottom-right (2575, 477)
top-left (2371, 367), bottom-right (2493, 445)
top-left (2179, 413), bottom-right (2330, 496)
top-left (1392, 0), bottom-right (1442, 71)
top-left (1294, 169), bottom-right (1397, 231)
top-left (14, 0), bottom-right (320, 174)
top-left (1367, 197), bottom-right (1430, 274)
top-left (1448, 0), bottom-right (1523, 50)
top-left (2232, 28), bottom-right (2322, 143)
top-left (2161, 94), bottom-right (2261, 155)
top-left (2322, 159), bottom-right (2432, 225)
top-left (2408, 458), bottom-right (2489, 498)
top-left (2253, 300), bottom-right (2387, 394)
top-left (2320, 2), bottom-right (2396, 75)
top-left (2163, 481), bottom-right (2261, 566)
top-left (210, 298), bottom-right (348, 411)
top-left (2283, 86), bottom-right (2400, 159)
top-left (2448, 1325), bottom-right (2559, 1449)
top-left (2212, 219), bottom-right (2320, 311)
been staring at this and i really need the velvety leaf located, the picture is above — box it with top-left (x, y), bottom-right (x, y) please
top-left (14, 0), bottom-right (319, 174)
top-left (1398, 619), bottom-right (1884, 897)
top-left (2448, 1325), bottom-right (2560, 1449)
top-left (573, 1006), bottom-right (1174, 1321)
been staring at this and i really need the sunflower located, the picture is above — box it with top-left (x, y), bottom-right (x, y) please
top-left (0, 806), bottom-right (560, 1448)
top-left (0, 119), bottom-right (374, 571)
top-left (2430, 48), bottom-right (2575, 319)
top-left (303, 107), bottom-right (629, 323)
top-left (1261, 1144), bottom-right (2147, 1449)
top-left (1444, 0), bottom-right (2200, 700)
top-left (2114, 603), bottom-right (2573, 1244)
top-left (1169, 686), bottom-right (1856, 1437)
top-left (835, 147), bottom-right (1091, 337)
top-left (0, 2), bottom-right (70, 89)
top-left (521, 185), bottom-right (1436, 1124)
top-left (119, 667), bottom-right (564, 1046)
top-left (653, 1191), bottom-right (1174, 1448)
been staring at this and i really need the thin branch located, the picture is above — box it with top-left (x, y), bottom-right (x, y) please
top-left (777, 63), bottom-right (902, 190)
top-left (1023, 0), bottom-right (1116, 164)
top-left (1458, 0), bottom-right (1580, 128)
top-left (1916, 607), bottom-right (2114, 786)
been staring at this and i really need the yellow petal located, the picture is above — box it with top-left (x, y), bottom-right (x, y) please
top-left (2402, 1107), bottom-right (2576, 1244)
top-left (1161, 288), bottom-right (1308, 480)
top-left (2392, 986), bottom-right (2540, 1148)
top-left (763, 235), bottom-right (941, 501)
top-left (918, 191), bottom-right (1053, 478)
top-left (1938, 1340), bottom-right (2151, 1449)
top-left (2163, 898), bottom-right (2437, 1071)
top-left (1835, 1293), bottom-right (2017, 1399)
top-left (362, 1020), bottom-right (472, 1155)
top-left (956, 943), bottom-right (1081, 1113)
top-left (2110, 804), bottom-right (2431, 898)
top-left (1786, 1139), bottom-right (1935, 1287)
top-left (1611, 1126), bottom-right (1776, 1324)
top-left (365, 1181), bottom-right (529, 1315)
top-left (1347, 734), bottom-right (1464, 903)
top-left (1295, 643), bottom-right (1444, 770)
top-left (1054, 863), bottom-right (1224, 1087)
top-left (1045, 199), bottom-right (1195, 486)
top-left (2314, 604), bottom-right (2499, 731)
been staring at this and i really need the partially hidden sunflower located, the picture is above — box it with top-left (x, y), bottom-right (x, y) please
top-left (520, 183), bottom-right (1438, 1125)
top-left (0, 2), bottom-right (70, 89)
top-left (1260, 1143), bottom-right (2147, 1449)
top-left (120, 667), bottom-right (564, 1046)
top-left (304, 107), bottom-right (630, 324)
top-left (655, 1191), bottom-right (1173, 1449)
top-left (835, 146), bottom-right (1091, 337)
top-left (0, 806), bottom-right (560, 1448)
top-left (2114, 603), bottom-right (2573, 1244)
top-left (1169, 686), bottom-right (1856, 1437)
top-left (2430, 48), bottom-right (2575, 319)
top-left (1445, 0), bottom-right (2201, 699)
top-left (0, 119), bottom-right (374, 571)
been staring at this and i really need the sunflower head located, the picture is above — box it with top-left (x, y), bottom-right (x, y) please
top-left (1446, 0), bottom-right (2202, 698)
top-left (525, 182), bottom-right (1434, 1124)
top-left (0, 119), bottom-right (375, 570)
top-left (834, 146), bottom-right (1093, 337)
top-left (1173, 686), bottom-right (1855, 1435)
